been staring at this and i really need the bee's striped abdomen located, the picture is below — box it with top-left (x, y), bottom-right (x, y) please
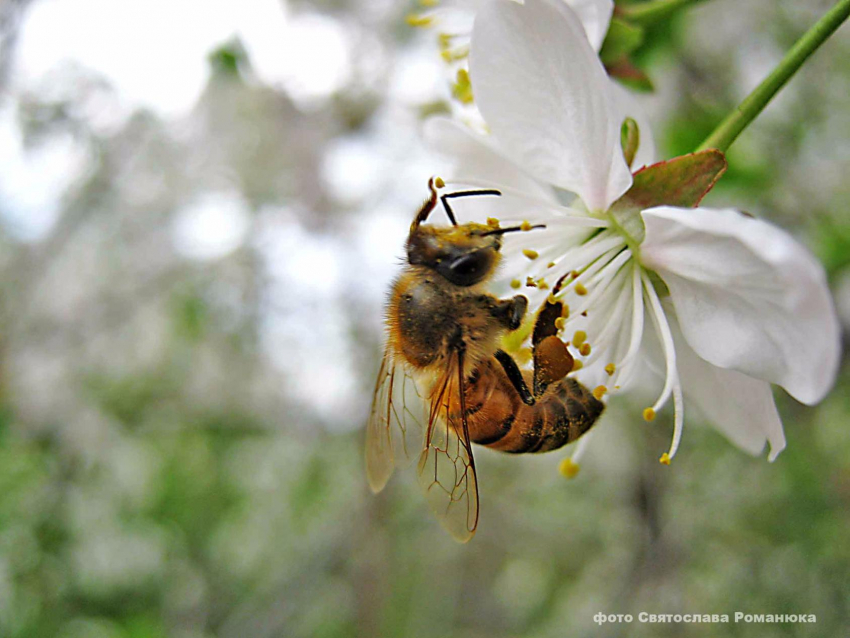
top-left (464, 358), bottom-right (603, 454)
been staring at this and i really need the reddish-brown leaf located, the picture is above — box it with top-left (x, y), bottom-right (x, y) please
top-left (610, 150), bottom-right (727, 216)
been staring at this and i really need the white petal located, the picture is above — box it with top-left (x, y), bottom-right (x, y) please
top-left (423, 117), bottom-right (555, 202)
top-left (609, 80), bottom-right (656, 170)
top-left (470, 0), bottom-right (632, 211)
top-left (671, 316), bottom-right (786, 461)
top-left (422, 116), bottom-right (570, 226)
top-left (563, 0), bottom-right (614, 52)
top-left (641, 206), bottom-right (841, 405)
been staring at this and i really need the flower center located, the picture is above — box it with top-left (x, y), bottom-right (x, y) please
top-left (605, 207), bottom-right (645, 256)
top-left (531, 225), bottom-right (684, 470)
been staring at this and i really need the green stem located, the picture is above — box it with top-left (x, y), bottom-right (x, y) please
top-left (697, 0), bottom-right (850, 153)
top-left (617, 0), bottom-right (711, 27)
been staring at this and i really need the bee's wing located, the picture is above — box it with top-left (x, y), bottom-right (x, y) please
top-left (417, 349), bottom-right (480, 543)
top-left (365, 348), bottom-right (430, 493)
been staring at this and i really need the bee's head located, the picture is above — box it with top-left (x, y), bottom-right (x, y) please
top-left (406, 223), bottom-right (506, 287)
top-left (405, 178), bottom-right (545, 287)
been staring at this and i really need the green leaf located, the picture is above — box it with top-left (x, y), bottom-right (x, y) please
top-left (600, 18), bottom-right (645, 65)
top-left (610, 150), bottom-right (728, 216)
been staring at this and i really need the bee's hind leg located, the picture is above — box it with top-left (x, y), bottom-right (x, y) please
top-left (531, 274), bottom-right (574, 397)
top-left (494, 350), bottom-right (535, 406)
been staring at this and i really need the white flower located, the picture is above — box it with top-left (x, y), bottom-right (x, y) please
top-left (425, 0), bottom-right (841, 464)
top-left (408, 0), bottom-right (644, 146)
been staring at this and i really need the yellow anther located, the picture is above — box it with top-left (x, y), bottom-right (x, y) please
top-left (559, 457), bottom-right (580, 479)
top-left (604, 363), bottom-right (616, 376)
top-left (579, 342), bottom-right (591, 356)
top-left (537, 278), bottom-right (549, 290)
top-left (434, 176), bottom-right (445, 188)
top-left (405, 13), bottom-right (433, 27)
top-left (659, 453), bottom-right (671, 465)
top-left (547, 261), bottom-right (556, 269)
top-left (573, 330), bottom-right (587, 347)
top-left (575, 282), bottom-right (588, 296)
top-left (571, 359), bottom-right (584, 372)
top-left (592, 385), bottom-right (607, 400)
top-left (547, 293), bottom-right (558, 304)
top-left (487, 217), bottom-right (500, 228)
top-left (554, 317), bottom-right (566, 330)
top-left (522, 249), bottom-right (539, 260)
top-left (438, 33), bottom-right (453, 49)
top-left (510, 279), bottom-right (521, 289)
top-left (420, 0), bottom-right (439, 6)
top-left (441, 47), bottom-right (469, 62)
top-left (452, 69), bottom-right (474, 103)
top-left (561, 304), bottom-right (570, 318)
top-left (520, 220), bottom-right (534, 231)
top-left (643, 408), bottom-right (656, 422)
top-left (571, 270), bottom-right (580, 279)
top-left (525, 276), bottom-right (536, 288)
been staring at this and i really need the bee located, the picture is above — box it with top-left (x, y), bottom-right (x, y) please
top-left (366, 178), bottom-right (604, 542)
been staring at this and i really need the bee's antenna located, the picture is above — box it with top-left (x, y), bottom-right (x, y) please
top-left (480, 224), bottom-right (545, 237)
top-left (411, 177), bottom-right (440, 232)
top-left (411, 179), bottom-right (504, 230)
top-left (440, 189), bottom-right (502, 226)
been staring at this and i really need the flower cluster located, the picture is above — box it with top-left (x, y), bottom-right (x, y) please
top-left (424, 0), bottom-right (840, 466)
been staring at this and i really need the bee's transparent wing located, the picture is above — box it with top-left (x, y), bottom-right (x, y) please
top-left (365, 348), bottom-right (430, 493)
top-left (417, 350), bottom-right (480, 543)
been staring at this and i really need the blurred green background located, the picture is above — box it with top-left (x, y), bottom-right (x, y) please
top-left (0, 0), bottom-right (848, 637)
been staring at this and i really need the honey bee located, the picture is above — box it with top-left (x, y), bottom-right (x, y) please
top-left (366, 178), bottom-right (604, 542)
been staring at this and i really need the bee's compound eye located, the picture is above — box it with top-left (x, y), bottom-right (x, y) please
top-left (443, 251), bottom-right (489, 286)
top-left (451, 254), bottom-right (481, 276)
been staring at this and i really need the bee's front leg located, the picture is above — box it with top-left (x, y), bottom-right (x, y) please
top-left (487, 294), bottom-right (535, 406)
top-left (490, 294), bottom-right (528, 331)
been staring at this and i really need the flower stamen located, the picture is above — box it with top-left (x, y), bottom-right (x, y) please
top-left (406, 13), bottom-right (434, 27)
top-left (561, 430), bottom-right (595, 478)
top-left (579, 274), bottom-right (631, 368)
top-left (569, 248), bottom-right (631, 318)
top-left (559, 457), bottom-right (581, 478)
top-left (441, 45), bottom-right (470, 63)
top-left (642, 270), bottom-right (679, 413)
top-left (611, 264), bottom-right (645, 389)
